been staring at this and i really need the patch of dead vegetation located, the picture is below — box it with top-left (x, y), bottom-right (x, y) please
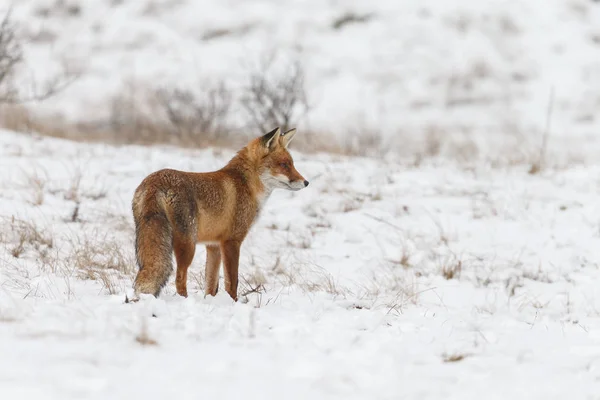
top-left (68, 234), bottom-right (135, 294)
top-left (1, 213), bottom-right (134, 296)
top-left (5, 217), bottom-right (54, 259)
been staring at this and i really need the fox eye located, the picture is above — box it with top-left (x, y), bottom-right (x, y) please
top-left (279, 162), bottom-right (289, 169)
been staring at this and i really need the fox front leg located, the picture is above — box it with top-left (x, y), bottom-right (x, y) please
top-left (221, 240), bottom-right (241, 301)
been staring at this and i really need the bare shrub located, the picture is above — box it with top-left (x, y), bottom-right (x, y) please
top-left (108, 81), bottom-right (161, 144)
top-left (154, 82), bottom-right (233, 146)
top-left (0, 9), bottom-right (78, 136)
top-left (241, 57), bottom-right (308, 133)
top-left (0, 10), bottom-right (22, 103)
top-left (108, 80), bottom-right (239, 148)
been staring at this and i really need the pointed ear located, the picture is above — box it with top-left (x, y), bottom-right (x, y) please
top-left (260, 127), bottom-right (281, 151)
top-left (280, 128), bottom-right (297, 149)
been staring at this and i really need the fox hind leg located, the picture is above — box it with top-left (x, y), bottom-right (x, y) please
top-left (174, 234), bottom-right (196, 297)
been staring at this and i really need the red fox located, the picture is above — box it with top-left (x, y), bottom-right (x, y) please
top-left (130, 127), bottom-right (308, 301)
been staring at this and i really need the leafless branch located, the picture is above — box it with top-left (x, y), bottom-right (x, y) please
top-left (0, 9), bottom-right (23, 103)
top-left (155, 82), bottom-right (232, 142)
top-left (241, 57), bottom-right (308, 132)
top-left (0, 11), bottom-right (79, 104)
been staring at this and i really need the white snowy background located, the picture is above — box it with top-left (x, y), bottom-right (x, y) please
top-left (2, 0), bottom-right (600, 399)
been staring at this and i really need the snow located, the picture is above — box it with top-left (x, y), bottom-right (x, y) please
top-left (2, 130), bottom-right (600, 398)
top-left (1, 0), bottom-right (600, 398)
top-left (6, 0), bottom-right (600, 159)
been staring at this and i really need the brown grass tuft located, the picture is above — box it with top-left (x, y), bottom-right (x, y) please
top-left (442, 352), bottom-right (470, 363)
top-left (441, 259), bottom-right (462, 280)
top-left (7, 217), bottom-right (54, 259)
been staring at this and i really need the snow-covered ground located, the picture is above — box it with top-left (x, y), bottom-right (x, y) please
top-left (2, 0), bottom-right (600, 398)
top-left (6, 0), bottom-right (600, 160)
top-left (2, 130), bottom-right (600, 398)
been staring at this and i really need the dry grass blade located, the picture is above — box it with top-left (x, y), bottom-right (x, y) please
top-left (240, 269), bottom-right (267, 297)
top-left (20, 167), bottom-right (48, 206)
top-left (529, 86), bottom-right (555, 174)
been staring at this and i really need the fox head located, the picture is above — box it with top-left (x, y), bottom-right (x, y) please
top-left (257, 127), bottom-right (308, 191)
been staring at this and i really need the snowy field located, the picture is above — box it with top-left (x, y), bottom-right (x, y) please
top-left (6, 0), bottom-right (600, 161)
top-left (1, 0), bottom-right (600, 399)
top-left (2, 130), bottom-right (600, 399)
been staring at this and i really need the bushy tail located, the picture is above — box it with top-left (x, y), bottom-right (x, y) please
top-left (132, 189), bottom-right (173, 297)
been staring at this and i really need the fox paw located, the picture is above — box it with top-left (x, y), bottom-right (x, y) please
top-left (124, 295), bottom-right (139, 304)
top-left (124, 288), bottom-right (140, 303)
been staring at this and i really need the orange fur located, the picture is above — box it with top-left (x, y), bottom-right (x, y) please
top-left (131, 127), bottom-right (308, 300)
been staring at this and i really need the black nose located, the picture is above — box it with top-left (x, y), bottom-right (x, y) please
top-left (304, 180), bottom-right (309, 187)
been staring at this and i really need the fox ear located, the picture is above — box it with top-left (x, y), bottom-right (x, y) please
top-left (280, 128), bottom-right (296, 148)
top-left (261, 127), bottom-right (281, 151)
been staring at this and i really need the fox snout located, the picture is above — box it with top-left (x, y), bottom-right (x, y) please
top-left (289, 178), bottom-right (308, 190)
top-left (286, 166), bottom-right (309, 191)
top-left (267, 166), bottom-right (308, 191)
top-left (282, 171), bottom-right (307, 191)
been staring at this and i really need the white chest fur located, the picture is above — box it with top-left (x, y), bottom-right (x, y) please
top-left (256, 188), bottom-right (273, 213)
